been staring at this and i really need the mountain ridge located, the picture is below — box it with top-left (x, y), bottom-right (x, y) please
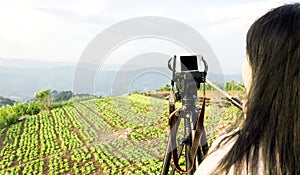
top-left (0, 58), bottom-right (242, 100)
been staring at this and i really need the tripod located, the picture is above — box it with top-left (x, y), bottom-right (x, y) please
top-left (160, 78), bottom-right (244, 175)
top-left (161, 72), bottom-right (209, 175)
top-left (162, 54), bottom-right (242, 174)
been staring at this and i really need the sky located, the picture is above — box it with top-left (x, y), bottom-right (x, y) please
top-left (0, 0), bottom-right (294, 74)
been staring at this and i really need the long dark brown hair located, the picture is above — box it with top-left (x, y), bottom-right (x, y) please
top-left (214, 3), bottom-right (300, 175)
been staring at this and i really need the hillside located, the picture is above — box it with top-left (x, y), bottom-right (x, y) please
top-left (0, 58), bottom-right (242, 100)
top-left (0, 94), bottom-right (243, 174)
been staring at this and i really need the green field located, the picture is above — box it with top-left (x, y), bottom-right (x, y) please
top-left (0, 94), bottom-right (242, 174)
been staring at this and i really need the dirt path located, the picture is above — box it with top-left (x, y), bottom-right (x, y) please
top-left (0, 127), bottom-right (8, 151)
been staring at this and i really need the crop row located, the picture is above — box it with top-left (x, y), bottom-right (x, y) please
top-left (83, 97), bottom-right (168, 143)
top-left (39, 112), bottom-right (61, 156)
top-left (71, 148), bottom-right (96, 174)
top-left (51, 108), bottom-right (84, 151)
top-left (128, 94), bottom-right (167, 115)
top-left (130, 127), bottom-right (166, 142)
top-left (136, 138), bottom-right (167, 158)
top-left (0, 159), bottom-right (44, 175)
top-left (110, 140), bottom-right (161, 174)
top-left (73, 103), bottom-right (113, 134)
top-left (96, 99), bottom-right (132, 130)
top-left (49, 153), bottom-right (69, 175)
top-left (109, 97), bottom-right (159, 127)
top-left (0, 166), bottom-right (21, 175)
top-left (0, 128), bottom-right (5, 138)
top-left (105, 95), bottom-right (168, 125)
top-left (113, 96), bottom-right (150, 115)
top-left (95, 97), bottom-right (153, 128)
top-left (17, 115), bottom-right (39, 163)
top-left (0, 122), bottom-right (22, 169)
top-left (22, 159), bottom-right (44, 175)
top-left (99, 97), bottom-right (168, 141)
top-left (63, 106), bottom-right (98, 143)
top-left (91, 144), bottom-right (135, 174)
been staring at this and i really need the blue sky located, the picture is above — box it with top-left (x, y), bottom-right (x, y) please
top-left (0, 0), bottom-right (292, 74)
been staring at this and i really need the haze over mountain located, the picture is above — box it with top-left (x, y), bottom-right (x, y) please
top-left (0, 57), bottom-right (77, 68)
top-left (0, 57), bottom-right (242, 101)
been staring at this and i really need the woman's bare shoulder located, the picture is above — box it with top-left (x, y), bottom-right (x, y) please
top-left (194, 129), bottom-right (239, 175)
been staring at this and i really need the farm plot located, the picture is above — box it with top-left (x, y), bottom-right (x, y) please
top-left (0, 94), bottom-right (242, 174)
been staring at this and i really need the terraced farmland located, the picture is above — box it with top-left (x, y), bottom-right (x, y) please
top-left (0, 94), bottom-right (242, 174)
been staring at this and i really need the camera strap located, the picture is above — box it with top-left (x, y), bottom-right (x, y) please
top-left (169, 97), bottom-right (206, 174)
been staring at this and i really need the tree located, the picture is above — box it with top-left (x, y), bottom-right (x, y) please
top-left (159, 84), bottom-right (171, 91)
top-left (12, 102), bottom-right (27, 116)
top-left (35, 89), bottom-right (52, 111)
top-left (52, 90), bottom-right (73, 102)
top-left (26, 101), bottom-right (42, 115)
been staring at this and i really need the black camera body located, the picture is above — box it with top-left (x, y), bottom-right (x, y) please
top-left (168, 54), bottom-right (207, 98)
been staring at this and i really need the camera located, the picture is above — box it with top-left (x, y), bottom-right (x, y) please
top-left (168, 54), bottom-right (208, 94)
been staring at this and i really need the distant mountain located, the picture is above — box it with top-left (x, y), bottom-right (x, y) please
top-left (0, 66), bottom-right (75, 100)
top-left (0, 57), bottom-right (76, 68)
top-left (95, 67), bottom-right (172, 96)
top-left (0, 58), bottom-right (242, 100)
top-left (0, 96), bottom-right (15, 107)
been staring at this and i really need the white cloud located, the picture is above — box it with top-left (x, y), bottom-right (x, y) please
top-left (0, 0), bottom-right (295, 72)
top-left (0, 0), bottom-right (106, 61)
top-left (182, 0), bottom-right (292, 73)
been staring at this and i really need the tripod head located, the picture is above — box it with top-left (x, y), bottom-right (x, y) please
top-left (168, 54), bottom-right (207, 89)
top-left (168, 54), bottom-right (207, 104)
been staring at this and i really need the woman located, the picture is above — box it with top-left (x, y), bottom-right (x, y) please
top-left (195, 3), bottom-right (300, 175)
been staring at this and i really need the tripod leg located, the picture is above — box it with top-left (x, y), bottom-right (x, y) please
top-left (161, 136), bottom-right (172, 175)
top-left (200, 129), bottom-right (209, 156)
top-left (161, 114), bottom-right (181, 175)
top-left (196, 145), bottom-right (202, 166)
top-left (184, 117), bottom-right (194, 175)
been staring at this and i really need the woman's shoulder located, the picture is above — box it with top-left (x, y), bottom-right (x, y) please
top-left (194, 128), bottom-right (239, 175)
top-left (209, 128), bottom-right (239, 152)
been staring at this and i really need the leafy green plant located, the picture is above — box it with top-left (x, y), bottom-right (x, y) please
top-left (0, 93), bottom-right (244, 174)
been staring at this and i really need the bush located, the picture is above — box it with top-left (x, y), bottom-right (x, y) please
top-left (26, 101), bottom-right (42, 115)
top-left (0, 105), bottom-right (19, 127)
top-left (0, 100), bottom-right (43, 128)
